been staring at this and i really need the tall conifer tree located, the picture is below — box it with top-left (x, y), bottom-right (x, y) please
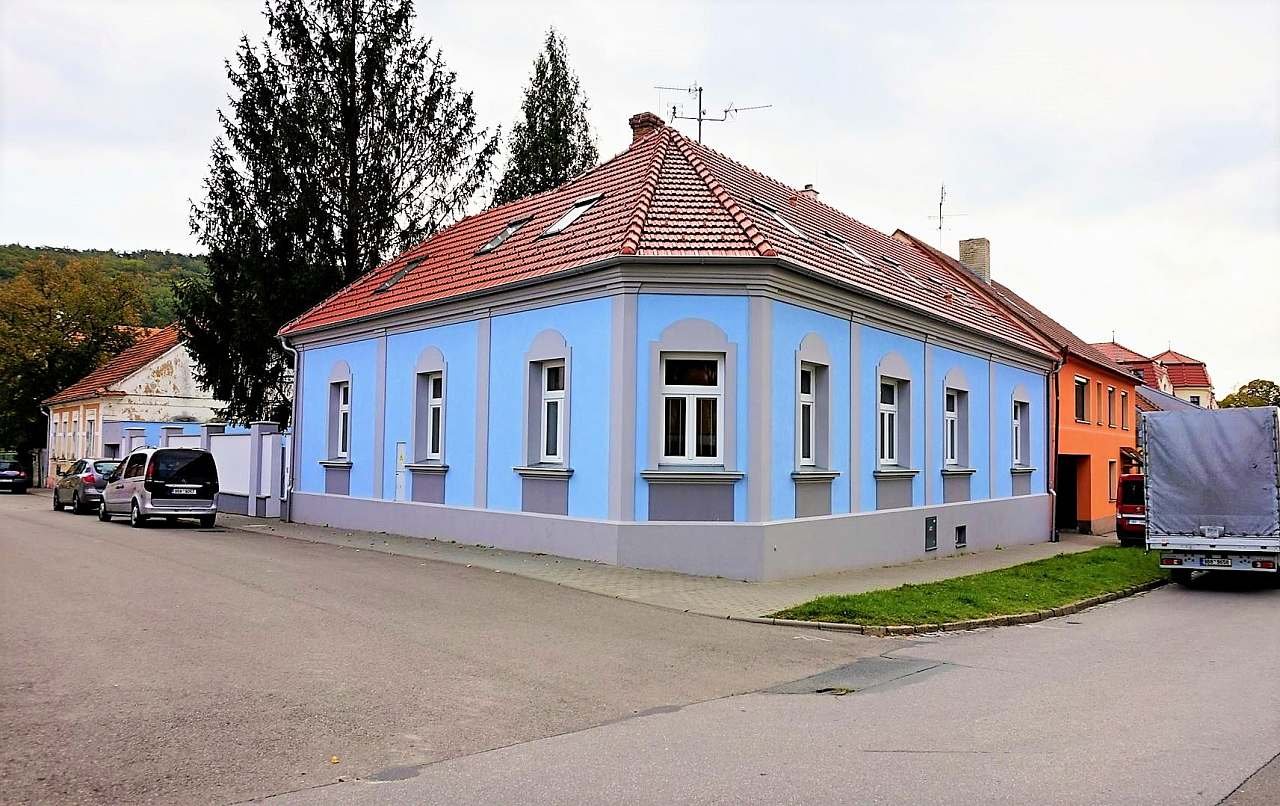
top-left (177, 0), bottom-right (498, 424)
top-left (492, 28), bottom-right (598, 206)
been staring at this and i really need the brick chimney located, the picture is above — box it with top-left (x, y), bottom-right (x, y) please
top-left (628, 112), bottom-right (665, 144)
top-left (801, 183), bottom-right (819, 200)
top-left (959, 237), bottom-right (991, 283)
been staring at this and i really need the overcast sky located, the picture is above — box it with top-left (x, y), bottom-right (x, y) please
top-left (2, 0), bottom-right (1277, 393)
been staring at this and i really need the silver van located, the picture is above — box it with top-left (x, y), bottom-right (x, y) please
top-left (99, 447), bottom-right (219, 528)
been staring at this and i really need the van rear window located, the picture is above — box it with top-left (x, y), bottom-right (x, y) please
top-left (150, 450), bottom-right (217, 484)
top-left (0, 461), bottom-right (21, 472)
top-left (1119, 479), bottom-right (1144, 506)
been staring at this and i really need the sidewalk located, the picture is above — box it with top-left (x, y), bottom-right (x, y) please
top-left (222, 512), bottom-right (1112, 619)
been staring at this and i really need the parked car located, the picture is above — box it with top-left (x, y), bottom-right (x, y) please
top-left (53, 458), bottom-right (121, 514)
top-left (0, 460), bottom-right (29, 494)
top-left (99, 447), bottom-right (219, 528)
top-left (1115, 473), bottom-right (1145, 544)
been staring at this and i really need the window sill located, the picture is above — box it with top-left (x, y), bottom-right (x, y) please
top-left (1010, 466), bottom-right (1036, 475)
top-left (319, 459), bottom-right (352, 469)
top-left (1075, 418), bottom-right (1090, 424)
top-left (406, 462), bottom-right (449, 474)
top-left (514, 464), bottom-right (574, 479)
top-left (791, 469), bottom-right (840, 483)
top-left (642, 467), bottom-right (744, 484)
top-left (873, 466), bottom-right (919, 479)
top-left (941, 466), bottom-right (977, 476)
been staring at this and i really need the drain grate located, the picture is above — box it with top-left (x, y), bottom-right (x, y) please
top-left (768, 656), bottom-right (943, 695)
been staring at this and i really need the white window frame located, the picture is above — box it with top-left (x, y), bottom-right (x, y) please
top-left (798, 363), bottom-right (816, 467)
top-left (1107, 386), bottom-right (1116, 427)
top-left (540, 361), bottom-right (566, 463)
top-left (335, 381), bottom-right (351, 459)
top-left (1012, 401), bottom-right (1025, 466)
top-left (944, 390), bottom-right (959, 466)
top-left (422, 371), bottom-right (444, 462)
top-left (1074, 377), bottom-right (1088, 422)
top-left (1121, 391), bottom-right (1129, 429)
top-left (878, 380), bottom-right (899, 466)
top-left (1189, 394), bottom-right (1201, 407)
top-left (86, 417), bottom-right (95, 456)
top-left (660, 353), bottom-right (724, 465)
top-left (1108, 459), bottom-right (1118, 502)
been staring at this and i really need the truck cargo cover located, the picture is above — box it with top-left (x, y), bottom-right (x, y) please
top-left (1145, 407), bottom-right (1280, 537)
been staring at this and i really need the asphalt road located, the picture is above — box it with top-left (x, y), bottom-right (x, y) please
top-left (0, 491), bottom-right (881, 805)
top-left (271, 573), bottom-right (1280, 806)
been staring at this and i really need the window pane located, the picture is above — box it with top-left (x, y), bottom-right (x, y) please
top-left (340, 383), bottom-right (349, 405)
top-left (545, 364), bottom-right (564, 392)
top-left (339, 412), bottom-right (349, 454)
top-left (879, 414), bottom-right (887, 459)
top-left (695, 397), bottom-right (717, 458)
top-left (664, 397), bottom-right (685, 457)
top-left (801, 404), bottom-right (812, 460)
top-left (431, 375), bottom-right (443, 399)
top-left (880, 382), bottom-right (895, 406)
top-left (544, 400), bottom-right (559, 456)
top-left (800, 368), bottom-right (812, 396)
top-left (665, 358), bottom-right (717, 387)
top-left (430, 406), bottom-right (441, 454)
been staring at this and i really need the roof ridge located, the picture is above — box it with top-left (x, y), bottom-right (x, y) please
top-left (670, 131), bottom-right (776, 258)
top-left (619, 128), bottom-right (672, 256)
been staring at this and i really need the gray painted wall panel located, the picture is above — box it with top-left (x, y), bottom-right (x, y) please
top-left (412, 472), bottom-right (445, 504)
top-left (794, 481), bottom-right (832, 517)
top-left (324, 467), bottom-right (351, 495)
top-left (876, 477), bottom-right (913, 510)
top-left (943, 474), bottom-right (971, 503)
top-left (648, 482), bottom-right (734, 521)
top-left (1012, 472), bottom-right (1032, 496)
top-left (522, 476), bottom-right (569, 515)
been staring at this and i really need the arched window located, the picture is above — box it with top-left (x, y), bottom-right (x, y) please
top-left (413, 347), bottom-right (446, 463)
top-left (876, 352), bottom-right (913, 468)
top-left (327, 361), bottom-right (352, 460)
top-left (523, 330), bottom-right (570, 466)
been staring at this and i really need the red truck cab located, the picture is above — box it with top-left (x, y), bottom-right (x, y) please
top-left (1115, 473), bottom-right (1145, 544)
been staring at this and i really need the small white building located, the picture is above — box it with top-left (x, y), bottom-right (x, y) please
top-left (42, 325), bottom-right (224, 478)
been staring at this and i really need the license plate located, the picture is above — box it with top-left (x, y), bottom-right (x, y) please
top-left (171, 488), bottom-right (197, 495)
top-left (1202, 558), bottom-right (1232, 567)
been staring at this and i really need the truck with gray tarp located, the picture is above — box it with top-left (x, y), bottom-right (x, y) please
top-left (1143, 406), bottom-right (1280, 584)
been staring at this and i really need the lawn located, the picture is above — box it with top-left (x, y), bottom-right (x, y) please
top-left (770, 546), bottom-right (1164, 626)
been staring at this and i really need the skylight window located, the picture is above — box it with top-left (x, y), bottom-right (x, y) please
top-left (543, 193), bottom-right (603, 236)
top-left (823, 230), bottom-right (874, 267)
top-left (878, 253), bottom-right (901, 267)
top-left (373, 257), bottom-right (424, 293)
top-left (752, 197), bottom-right (805, 239)
top-left (477, 216), bottom-right (532, 255)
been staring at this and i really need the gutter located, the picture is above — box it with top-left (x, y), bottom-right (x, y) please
top-left (278, 335), bottom-right (300, 523)
top-left (1049, 350), bottom-right (1066, 542)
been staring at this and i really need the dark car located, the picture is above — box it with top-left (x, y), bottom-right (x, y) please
top-left (1115, 473), bottom-right (1145, 545)
top-left (0, 460), bottom-right (29, 494)
top-left (53, 458), bottom-right (121, 514)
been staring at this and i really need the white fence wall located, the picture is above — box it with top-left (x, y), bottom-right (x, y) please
top-left (169, 434), bottom-right (202, 449)
top-left (210, 433), bottom-right (252, 495)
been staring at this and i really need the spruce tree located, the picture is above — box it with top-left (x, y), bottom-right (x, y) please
top-left (177, 0), bottom-right (499, 424)
top-left (492, 28), bottom-right (598, 206)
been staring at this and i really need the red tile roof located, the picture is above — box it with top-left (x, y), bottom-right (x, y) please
top-left (1092, 341), bottom-right (1148, 364)
top-left (44, 325), bottom-right (180, 405)
top-left (279, 116), bottom-right (1048, 357)
top-left (1090, 341), bottom-right (1170, 388)
top-left (1151, 350), bottom-right (1213, 387)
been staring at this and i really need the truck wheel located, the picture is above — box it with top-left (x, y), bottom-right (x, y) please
top-left (1170, 568), bottom-right (1194, 585)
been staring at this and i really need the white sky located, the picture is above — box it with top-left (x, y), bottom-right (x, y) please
top-left (2, 0), bottom-right (1277, 393)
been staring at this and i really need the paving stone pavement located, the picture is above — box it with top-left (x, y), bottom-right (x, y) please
top-left (223, 511), bottom-right (1112, 618)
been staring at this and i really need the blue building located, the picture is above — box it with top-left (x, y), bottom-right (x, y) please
top-left (279, 113), bottom-right (1055, 580)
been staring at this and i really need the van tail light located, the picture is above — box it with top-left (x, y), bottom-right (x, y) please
top-left (1252, 560), bottom-right (1276, 570)
top-left (1160, 557), bottom-right (1183, 566)
top-left (145, 462), bottom-right (154, 481)
top-left (16, 470), bottom-right (26, 478)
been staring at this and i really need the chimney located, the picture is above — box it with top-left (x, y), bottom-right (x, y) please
top-left (959, 237), bottom-right (991, 283)
top-left (801, 183), bottom-right (819, 200)
top-left (628, 111), bottom-right (665, 144)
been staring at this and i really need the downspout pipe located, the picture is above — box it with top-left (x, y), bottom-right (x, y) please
top-left (279, 335), bottom-right (300, 523)
top-left (1049, 350), bottom-right (1065, 542)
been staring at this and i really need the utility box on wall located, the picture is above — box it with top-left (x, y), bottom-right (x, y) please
top-left (925, 515), bottom-right (938, 551)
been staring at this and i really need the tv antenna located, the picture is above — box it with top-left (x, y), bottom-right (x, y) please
top-left (927, 183), bottom-right (967, 247)
top-left (654, 82), bottom-right (771, 143)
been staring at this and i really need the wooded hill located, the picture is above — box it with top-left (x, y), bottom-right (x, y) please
top-left (0, 244), bottom-right (207, 327)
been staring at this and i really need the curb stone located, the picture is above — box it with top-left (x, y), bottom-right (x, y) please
top-left (745, 578), bottom-right (1168, 635)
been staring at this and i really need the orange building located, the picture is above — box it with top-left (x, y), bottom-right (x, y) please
top-left (902, 235), bottom-right (1140, 535)
top-left (981, 285), bottom-right (1140, 534)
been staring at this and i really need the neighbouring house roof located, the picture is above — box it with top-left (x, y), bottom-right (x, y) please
top-left (1092, 340), bottom-right (1149, 364)
top-left (279, 114), bottom-right (1049, 357)
top-left (43, 325), bottom-right (180, 406)
top-left (894, 231), bottom-right (1129, 379)
top-left (1152, 349), bottom-right (1213, 387)
top-left (1136, 384), bottom-right (1201, 413)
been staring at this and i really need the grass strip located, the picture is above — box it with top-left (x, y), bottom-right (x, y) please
top-left (770, 546), bottom-right (1163, 626)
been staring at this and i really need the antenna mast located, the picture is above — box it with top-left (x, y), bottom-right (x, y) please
top-left (927, 182), bottom-right (967, 247)
top-left (654, 82), bottom-right (771, 143)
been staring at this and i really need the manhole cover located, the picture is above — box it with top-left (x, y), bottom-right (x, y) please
top-left (768, 656), bottom-right (943, 695)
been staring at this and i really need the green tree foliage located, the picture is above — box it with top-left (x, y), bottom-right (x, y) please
top-left (177, 0), bottom-right (499, 424)
top-left (0, 244), bottom-right (206, 326)
top-left (0, 257), bottom-right (144, 457)
top-left (492, 28), bottom-right (598, 206)
top-left (1220, 379), bottom-right (1280, 408)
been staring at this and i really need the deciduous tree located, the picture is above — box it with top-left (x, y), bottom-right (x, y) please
top-left (177, 0), bottom-right (499, 424)
top-left (1220, 379), bottom-right (1280, 408)
top-left (492, 28), bottom-right (597, 206)
top-left (0, 257), bottom-right (143, 460)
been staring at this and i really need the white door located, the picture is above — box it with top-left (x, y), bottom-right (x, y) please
top-left (394, 442), bottom-right (407, 502)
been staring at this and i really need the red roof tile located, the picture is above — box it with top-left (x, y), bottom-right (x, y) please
top-left (44, 325), bottom-right (181, 405)
top-left (279, 117), bottom-right (1048, 357)
top-left (1092, 341), bottom-right (1149, 364)
top-left (1151, 349), bottom-right (1213, 387)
